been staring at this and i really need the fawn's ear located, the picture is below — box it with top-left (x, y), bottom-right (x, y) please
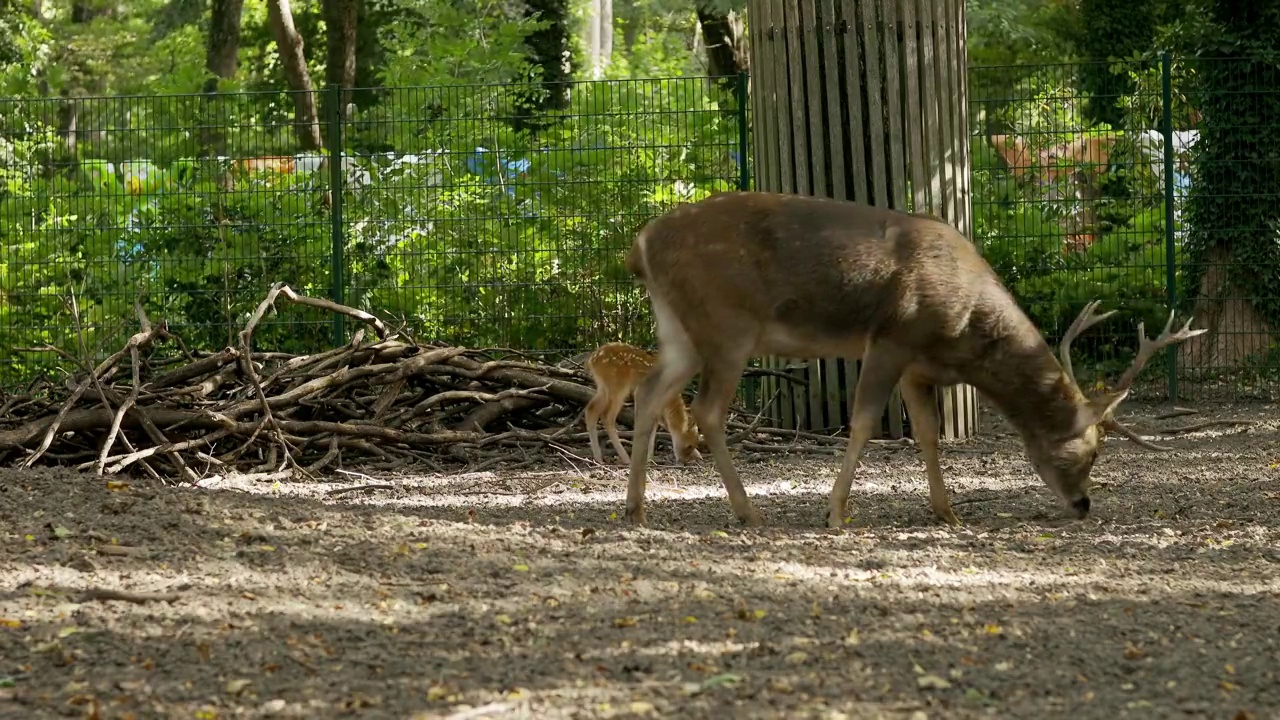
top-left (1072, 389), bottom-right (1129, 435)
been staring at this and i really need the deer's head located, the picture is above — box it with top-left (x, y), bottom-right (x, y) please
top-left (1031, 300), bottom-right (1205, 518)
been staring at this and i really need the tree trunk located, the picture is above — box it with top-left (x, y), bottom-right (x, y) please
top-left (323, 0), bottom-right (359, 119)
top-left (513, 0), bottom-right (573, 132)
top-left (201, 0), bottom-right (245, 155)
top-left (204, 0), bottom-right (245, 90)
top-left (1177, 0), bottom-right (1280, 377)
top-left (696, 3), bottom-right (746, 94)
top-left (266, 0), bottom-right (323, 150)
top-left (580, 0), bottom-right (612, 79)
top-left (1179, 250), bottom-right (1275, 372)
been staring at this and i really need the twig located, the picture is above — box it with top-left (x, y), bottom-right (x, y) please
top-left (277, 285), bottom-right (392, 340)
top-left (327, 483), bottom-right (397, 497)
top-left (1154, 407), bottom-right (1199, 420)
top-left (77, 588), bottom-right (182, 604)
top-left (1157, 419), bottom-right (1254, 435)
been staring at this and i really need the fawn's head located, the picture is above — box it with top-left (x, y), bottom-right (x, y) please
top-left (665, 400), bottom-right (703, 466)
top-left (1032, 300), bottom-right (1205, 518)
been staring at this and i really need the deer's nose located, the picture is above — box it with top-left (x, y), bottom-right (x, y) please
top-left (1071, 496), bottom-right (1091, 518)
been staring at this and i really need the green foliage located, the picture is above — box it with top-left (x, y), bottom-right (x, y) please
top-left (1169, 2), bottom-right (1280, 336)
top-left (1074, 0), bottom-right (1159, 126)
top-left (971, 64), bottom-right (1187, 376)
top-left (0, 78), bottom-right (742, 384)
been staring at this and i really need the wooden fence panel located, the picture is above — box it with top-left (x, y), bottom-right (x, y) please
top-left (745, 0), bottom-right (979, 440)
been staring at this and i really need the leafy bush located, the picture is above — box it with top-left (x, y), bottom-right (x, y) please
top-left (0, 78), bottom-right (742, 385)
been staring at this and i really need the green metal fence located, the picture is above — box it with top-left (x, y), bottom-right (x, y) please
top-left (970, 56), bottom-right (1280, 402)
top-left (0, 76), bottom-right (748, 386)
top-left (2, 59), bottom-right (1277, 402)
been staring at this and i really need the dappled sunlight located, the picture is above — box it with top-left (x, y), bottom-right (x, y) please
top-left (3, 403), bottom-right (1278, 718)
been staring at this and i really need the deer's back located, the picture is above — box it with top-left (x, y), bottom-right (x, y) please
top-left (630, 192), bottom-right (1032, 363)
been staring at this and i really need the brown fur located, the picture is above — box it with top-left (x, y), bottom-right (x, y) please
top-left (585, 342), bottom-right (702, 467)
top-left (621, 191), bottom-right (1202, 528)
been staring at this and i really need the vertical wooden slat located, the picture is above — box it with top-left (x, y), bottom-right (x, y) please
top-left (883, 0), bottom-right (907, 213)
top-left (930, 0), bottom-right (958, 226)
top-left (771, 0), bottom-right (797, 195)
top-left (916, 0), bottom-right (942, 210)
top-left (779, 358), bottom-right (796, 430)
top-left (949, 0), bottom-right (978, 438)
top-left (806, 361), bottom-right (826, 432)
top-left (789, 359), bottom-right (810, 431)
top-left (842, 358), bottom-right (859, 430)
top-left (820, 0), bottom-right (848, 201)
top-left (823, 357), bottom-right (842, 431)
top-left (783, 0), bottom-right (812, 196)
top-left (881, 0), bottom-right (908, 440)
top-left (800, 1), bottom-right (831, 432)
top-left (950, 0), bottom-right (973, 240)
top-left (750, 0), bottom-right (781, 195)
top-left (801, 1), bottom-right (829, 198)
top-left (838, 0), bottom-right (870, 204)
top-left (858, 0), bottom-right (889, 208)
top-left (757, 353), bottom-right (768, 422)
top-left (901, 0), bottom-right (926, 213)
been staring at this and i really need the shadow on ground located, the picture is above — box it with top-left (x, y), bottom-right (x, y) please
top-left (1, 404), bottom-right (1278, 718)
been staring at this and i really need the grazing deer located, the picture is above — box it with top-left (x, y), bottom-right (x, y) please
top-left (585, 342), bottom-right (703, 467)
top-left (621, 191), bottom-right (1204, 528)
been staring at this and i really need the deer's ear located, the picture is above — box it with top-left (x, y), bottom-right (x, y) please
top-left (1073, 389), bottom-right (1130, 434)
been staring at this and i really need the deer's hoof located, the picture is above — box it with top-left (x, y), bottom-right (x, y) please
top-left (624, 506), bottom-right (647, 526)
top-left (933, 505), bottom-right (962, 527)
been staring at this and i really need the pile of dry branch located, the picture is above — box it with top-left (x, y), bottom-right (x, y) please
top-left (0, 283), bottom-right (821, 482)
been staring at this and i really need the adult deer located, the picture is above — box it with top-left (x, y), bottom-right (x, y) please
top-left (622, 191), bottom-right (1204, 528)
top-left (585, 341), bottom-right (702, 467)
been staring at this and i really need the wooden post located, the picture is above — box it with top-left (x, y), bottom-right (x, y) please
top-left (746, 0), bottom-right (979, 440)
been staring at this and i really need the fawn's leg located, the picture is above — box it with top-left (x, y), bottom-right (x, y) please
top-left (586, 391), bottom-right (609, 465)
top-left (602, 386), bottom-right (632, 466)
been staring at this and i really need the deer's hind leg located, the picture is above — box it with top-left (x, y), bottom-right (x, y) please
top-left (690, 349), bottom-right (759, 527)
top-left (625, 310), bottom-right (702, 525)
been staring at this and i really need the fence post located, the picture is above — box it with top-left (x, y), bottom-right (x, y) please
top-left (736, 71), bottom-right (751, 191)
top-left (325, 85), bottom-right (346, 347)
top-left (1160, 51), bottom-right (1179, 402)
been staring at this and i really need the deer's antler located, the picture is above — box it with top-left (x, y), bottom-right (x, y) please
top-left (1100, 310), bottom-right (1207, 452)
top-left (1058, 299), bottom-right (1117, 389)
top-left (1101, 417), bottom-right (1174, 451)
top-left (1111, 311), bottom-right (1208, 396)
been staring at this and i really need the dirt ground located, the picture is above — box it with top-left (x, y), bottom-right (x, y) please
top-left (2, 401), bottom-right (1278, 720)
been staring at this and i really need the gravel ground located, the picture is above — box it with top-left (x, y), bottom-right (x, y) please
top-left (2, 402), bottom-right (1278, 720)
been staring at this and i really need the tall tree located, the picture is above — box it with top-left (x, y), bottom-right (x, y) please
top-left (1177, 0), bottom-right (1280, 368)
top-left (580, 0), bottom-right (612, 79)
top-left (267, 0), bottom-right (323, 149)
top-left (323, 0), bottom-right (359, 119)
top-left (695, 1), bottom-right (745, 93)
top-left (513, 0), bottom-right (573, 131)
top-left (204, 0), bottom-right (246, 92)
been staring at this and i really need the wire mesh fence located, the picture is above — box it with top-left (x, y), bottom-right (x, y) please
top-left (0, 76), bottom-right (748, 386)
top-left (970, 55), bottom-right (1280, 402)
top-left (2, 59), bottom-right (1277, 401)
